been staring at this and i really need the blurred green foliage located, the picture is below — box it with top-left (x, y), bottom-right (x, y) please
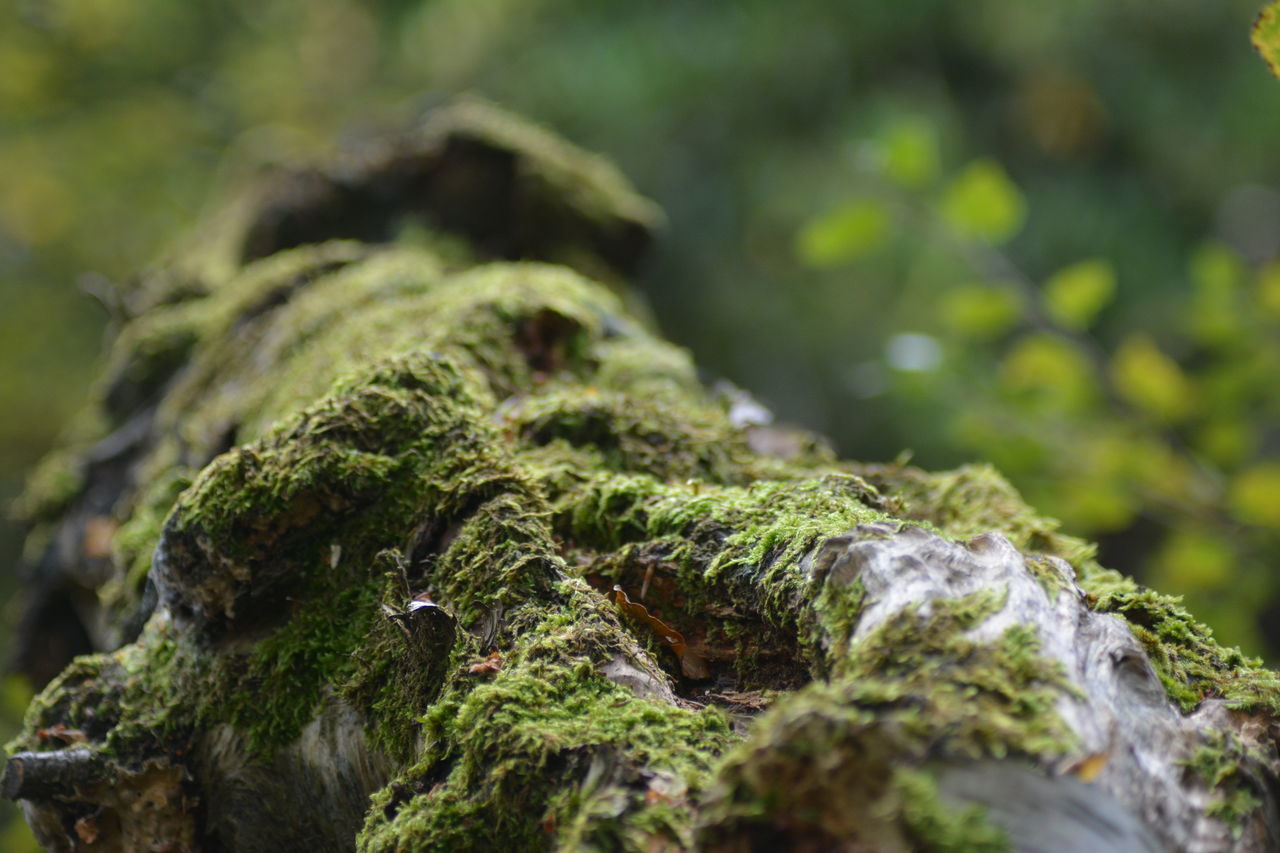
top-left (1256, 1), bottom-right (1280, 76)
top-left (795, 77), bottom-right (1280, 658)
top-left (3, 5), bottom-right (1280, 843)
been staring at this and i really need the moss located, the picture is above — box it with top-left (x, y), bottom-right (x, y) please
top-left (9, 631), bottom-right (189, 764)
top-left (24, 254), bottom-right (737, 765)
top-left (103, 467), bottom-right (195, 627)
top-left (341, 569), bottom-right (467, 762)
top-left (893, 768), bottom-right (1008, 852)
top-left (549, 471), bottom-right (886, 643)
top-left (1022, 555), bottom-right (1072, 601)
top-left (859, 462), bottom-right (1095, 564)
top-left (696, 590), bottom-right (1069, 849)
top-left (860, 460), bottom-right (1280, 718)
top-left (434, 98), bottom-right (662, 238)
top-left (19, 121), bottom-right (1280, 851)
top-left (144, 349), bottom-right (564, 751)
top-left (829, 589), bottom-right (1076, 758)
top-left (356, 582), bottom-right (735, 852)
top-left (1182, 730), bottom-right (1265, 832)
top-left (1081, 568), bottom-right (1280, 713)
top-left (97, 298), bottom-right (208, 425)
top-left (508, 389), bottom-right (754, 485)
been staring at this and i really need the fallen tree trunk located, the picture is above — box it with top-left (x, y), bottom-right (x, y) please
top-left (7, 99), bottom-right (1280, 853)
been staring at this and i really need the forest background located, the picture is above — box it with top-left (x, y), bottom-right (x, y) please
top-left (1, 0), bottom-right (1279, 846)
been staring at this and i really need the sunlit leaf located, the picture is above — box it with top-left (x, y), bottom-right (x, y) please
top-left (1229, 463), bottom-right (1280, 527)
top-left (1065, 751), bottom-right (1110, 783)
top-left (1043, 258), bottom-right (1115, 331)
top-left (878, 117), bottom-right (940, 188)
top-left (795, 198), bottom-right (890, 267)
top-left (1195, 420), bottom-right (1254, 467)
top-left (1191, 242), bottom-right (1245, 294)
top-left (1257, 261), bottom-right (1280, 319)
top-left (999, 332), bottom-right (1096, 412)
top-left (1154, 529), bottom-right (1233, 592)
top-left (1056, 475), bottom-right (1136, 531)
top-left (1188, 242), bottom-right (1245, 345)
top-left (939, 159), bottom-right (1026, 245)
top-left (1059, 434), bottom-right (1145, 531)
top-left (1253, 0), bottom-right (1280, 78)
top-left (1109, 334), bottom-right (1195, 423)
top-left (939, 283), bottom-right (1023, 340)
top-left (1122, 436), bottom-right (1193, 502)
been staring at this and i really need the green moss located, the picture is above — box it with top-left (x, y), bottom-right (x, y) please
top-left (1082, 568), bottom-right (1280, 713)
top-left (97, 298), bottom-right (208, 424)
top-left (548, 470), bottom-right (886, 658)
top-left (104, 467), bottom-right (195, 626)
top-left (357, 584), bottom-right (735, 852)
top-left (860, 463), bottom-right (1095, 564)
top-left (860, 461), bottom-right (1280, 718)
top-left (1022, 555), bottom-right (1072, 601)
top-left (9, 630), bottom-right (191, 763)
top-left (696, 590), bottom-right (1069, 849)
top-left (1182, 730), bottom-right (1264, 832)
top-left (436, 99), bottom-right (662, 234)
top-left (832, 590), bottom-right (1075, 758)
top-left (894, 768), bottom-right (1008, 852)
top-left (508, 388), bottom-right (753, 484)
top-left (213, 579), bottom-right (382, 754)
top-left (20, 132), bottom-right (1280, 852)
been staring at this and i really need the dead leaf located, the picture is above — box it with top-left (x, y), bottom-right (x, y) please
top-left (612, 586), bottom-right (685, 655)
top-left (83, 516), bottom-right (117, 560)
top-left (75, 815), bottom-right (100, 844)
top-left (611, 586), bottom-right (710, 680)
top-left (1063, 750), bottom-right (1110, 782)
top-left (645, 788), bottom-right (670, 805)
top-left (35, 724), bottom-right (87, 745)
top-left (468, 652), bottom-right (502, 675)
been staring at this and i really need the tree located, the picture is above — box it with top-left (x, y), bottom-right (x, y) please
top-left (6, 100), bottom-right (1280, 852)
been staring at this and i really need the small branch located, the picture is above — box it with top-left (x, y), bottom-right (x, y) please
top-left (2, 750), bottom-right (107, 802)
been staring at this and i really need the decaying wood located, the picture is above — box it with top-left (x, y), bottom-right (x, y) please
top-left (8, 99), bottom-right (1280, 852)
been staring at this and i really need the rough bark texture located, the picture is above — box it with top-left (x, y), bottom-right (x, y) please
top-left (8, 99), bottom-right (1280, 853)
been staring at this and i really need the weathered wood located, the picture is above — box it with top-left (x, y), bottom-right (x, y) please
top-left (8, 99), bottom-right (1280, 853)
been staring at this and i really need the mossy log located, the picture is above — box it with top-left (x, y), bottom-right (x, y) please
top-left (8, 100), bottom-right (1280, 853)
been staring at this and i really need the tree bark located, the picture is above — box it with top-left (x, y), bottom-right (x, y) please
top-left (8, 99), bottom-right (1280, 853)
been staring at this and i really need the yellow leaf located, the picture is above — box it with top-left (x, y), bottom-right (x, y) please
top-left (879, 117), bottom-right (940, 189)
top-left (1064, 751), bottom-right (1110, 783)
top-left (939, 283), bottom-right (1023, 339)
top-left (1230, 464), bottom-right (1280, 527)
top-left (1155, 530), bottom-right (1233, 592)
top-left (1109, 334), bottom-right (1195, 423)
top-left (795, 199), bottom-right (890, 267)
top-left (1000, 333), bottom-right (1096, 412)
top-left (1187, 243), bottom-right (1245, 345)
top-left (1254, 0), bottom-right (1280, 78)
top-left (940, 159), bottom-right (1026, 245)
top-left (1057, 476), bottom-right (1136, 532)
top-left (1043, 259), bottom-right (1115, 331)
top-left (1257, 262), bottom-right (1280, 319)
top-left (1195, 420), bottom-right (1254, 467)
